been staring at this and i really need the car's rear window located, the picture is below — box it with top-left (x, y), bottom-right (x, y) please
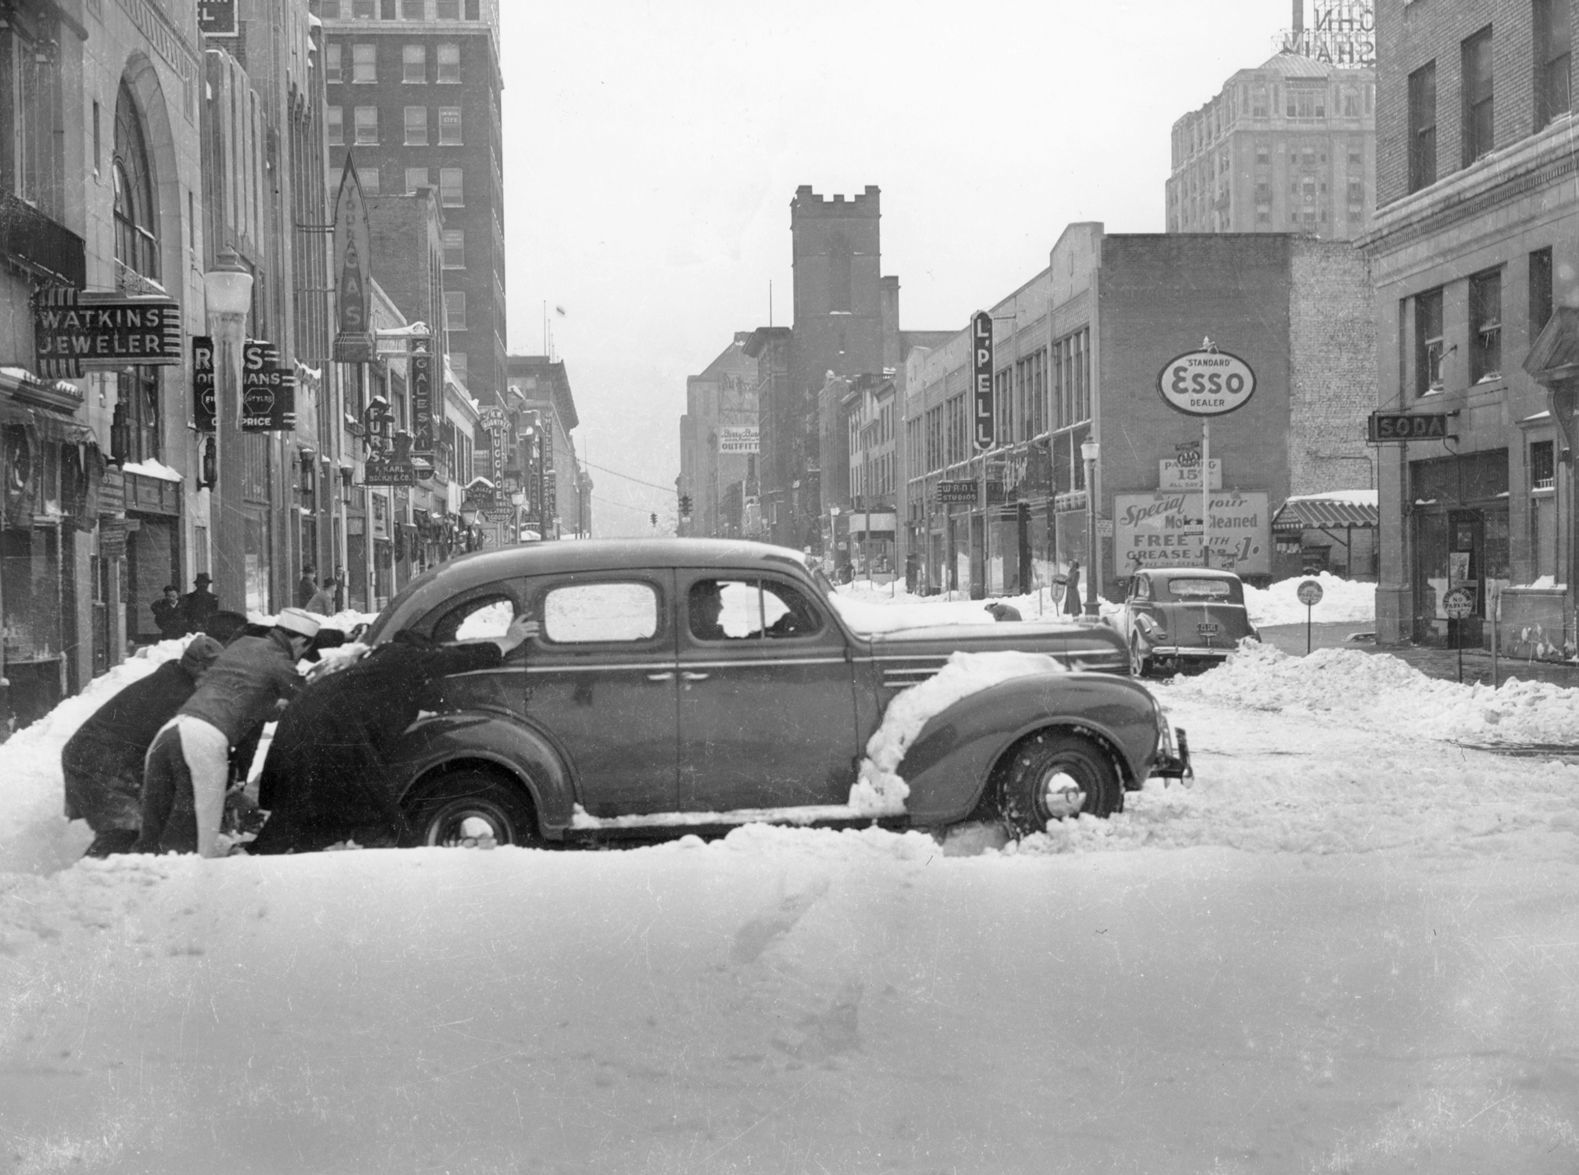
top-left (1166, 578), bottom-right (1233, 601)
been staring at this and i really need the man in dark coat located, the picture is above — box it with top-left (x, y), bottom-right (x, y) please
top-left (182, 573), bottom-right (219, 634)
top-left (137, 608), bottom-right (320, 857)
top-left (295, 565), bottom-right (317, 609)
top-left (151, 585), bottom-right (188, 640)
top-left (1063, 560), bottom-right (1083, 617)
top-left (250, 611), bottom-right (537, 853)
top-left (61, 635), bottom-right (223, 857)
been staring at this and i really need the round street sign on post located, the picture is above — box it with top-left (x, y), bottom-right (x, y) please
top-left (1296, 578), bottom-right (1323, 654)
top-left (1442, 586), bottom-right (1477, 684)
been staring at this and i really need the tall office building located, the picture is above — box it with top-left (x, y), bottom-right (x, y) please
top-left (320, 0), bottom-right (506, 406)
top-left (1167, 52), bottom-right (1376, 240)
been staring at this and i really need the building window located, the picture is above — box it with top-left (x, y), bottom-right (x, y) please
top-left (405, 166), bottom-right (428, 194)
top-left (326, 106), bottom-right (344, 146)
top-left (442, 228), bottom-right (464, 268)
top-left (1535, 0), bottom-right (1572, 130)
top-left (1409, 62), bottom-right (1437, 192)
top-left (1462, 27), bottom-right (1494, 165)
top-left (439, 167), bottom-right (463, 205)
top-left (403, 105), bottom-right (427, 145)
top-left (444, 291), bottom-right (467, 331)
top-left (402, 44), bottom-right (425, 83)
top-left (1286, 81), bottom-right (1326, 119)
top-left (400, 0), bottom-right (425, 16)
top-left (450, 352), bottom-right (468, 384)
top-left (437, 43), bottom-right (460, 82)
top-left (438, 106), bottom-right (462, 144)
top-left (1532, 439), bottom-right (1556, 489)
top-left (1531, 246), bottom-right (1555, 335)
top-left (112, 83), bottom-right (164, 463)
top-left (354, 106), bottom-right (379, 145)
top-left (435, 0), bottom-right (459, 17)
top-left (1469, 268), bottom-right (1502, 381)
top-left (1416, 287), bottom-right (1444, 395)
top-left (351, 0), bottom-right (375, 16)
top-left (325, 43), bottom-right (343, 84)
top-left (359, 166), bottom-right (379, 195)
top-left (352, 43), bottom-right (376, 84)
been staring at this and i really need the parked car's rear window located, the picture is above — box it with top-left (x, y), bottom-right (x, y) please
top-left (1166, 578), bottom-right (1233, 601)
top-left (543, 582), bottom-right (660, 643)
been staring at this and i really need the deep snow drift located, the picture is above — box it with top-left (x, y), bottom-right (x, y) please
top-left (2, 577), bottom-right (1577, 1175)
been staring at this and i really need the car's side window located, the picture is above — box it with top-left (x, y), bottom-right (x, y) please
top-left (542, 581), bottom-right (660, 644)
top-left (435, 593), bottom-right (517, 644)
top-left (689, 577), bottom-right (824, 641)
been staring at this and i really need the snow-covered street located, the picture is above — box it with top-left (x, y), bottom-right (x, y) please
top-left (2, 578), bottom-right (1578, 1174)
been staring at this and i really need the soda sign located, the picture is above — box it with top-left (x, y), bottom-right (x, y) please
top-left (1157, 349), bottom-right (1256, 417)
top-left (1367, 412), bottom-right (1453, 442)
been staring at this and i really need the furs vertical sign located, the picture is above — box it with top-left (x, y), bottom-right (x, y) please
top-left (971, 310), bottom-right (993, 451)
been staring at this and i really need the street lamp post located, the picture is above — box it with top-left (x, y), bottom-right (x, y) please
top-left (202, 248), bottom-right (254, 612)
top-left (1081, 437), bottom-right (1100, 619)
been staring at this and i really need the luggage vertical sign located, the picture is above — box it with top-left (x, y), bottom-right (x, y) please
top-left (972, 310), bottom-right (993, 451)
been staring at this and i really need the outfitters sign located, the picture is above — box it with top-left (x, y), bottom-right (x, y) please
top-left (32, 289), bottom-right (182, 378)
top-left (241, 340), bottom-right (297, 432)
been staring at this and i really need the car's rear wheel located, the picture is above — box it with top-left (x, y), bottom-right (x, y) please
top-left (405, 767), bottom-right (541, 848)
top-left (996, 732), bottom-right (1123, 836)
top-left (1129, 635), bottom-right (1148, 677)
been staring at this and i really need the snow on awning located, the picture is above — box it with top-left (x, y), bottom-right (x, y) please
top-left (1271, 496), bottom-right (1380, 533)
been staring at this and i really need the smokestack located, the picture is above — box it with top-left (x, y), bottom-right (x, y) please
top-left (1292, 0), bottom-right (1303, 34)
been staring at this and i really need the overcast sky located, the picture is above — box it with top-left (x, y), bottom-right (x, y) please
top-left (500, 0), bottom-right (1298, 535)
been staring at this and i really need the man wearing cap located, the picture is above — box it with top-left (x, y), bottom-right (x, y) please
top-left (151, 585), bottom-right (188, 640)
top-left (182, 573), bottom-right (219, 634)
top-left (137, 607), bottom-right (321, 857)
top-left (62, 634), bottom-right (225, 858)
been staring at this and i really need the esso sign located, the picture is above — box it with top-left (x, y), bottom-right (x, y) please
top-left (1158, 349), bottom-right (1257, 417)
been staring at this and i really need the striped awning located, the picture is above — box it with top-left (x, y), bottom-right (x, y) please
top-left (1271, 497), bottom-right (1379, 532)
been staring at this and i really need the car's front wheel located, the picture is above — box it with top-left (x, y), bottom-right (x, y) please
top-left (996, 732), bottom-right (1123, 836)
top-left (1129, 634), bottom-right (1148, 677)
top-left (405, 767), bottom-right (541, 847)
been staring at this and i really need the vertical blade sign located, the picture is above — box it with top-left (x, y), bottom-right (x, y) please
top-left (972, 310), bottom-right (993, 451)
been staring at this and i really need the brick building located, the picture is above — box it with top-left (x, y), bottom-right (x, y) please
top-left (1360, 0), bottom-right (1576, 653)
top-left (1168, 52), bottom-right (1377, 240)
top-left (678, 334), bottom-right (760, 540)
top-left (321, 0), bottom-right (507, 408)
top-left (900, 227), bottom-right (1376, 600)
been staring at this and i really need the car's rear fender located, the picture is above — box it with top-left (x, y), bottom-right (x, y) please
top-left (393, 713), bottom-right (577, 840)
top-left (895, 673), bottom-right (1160, 824)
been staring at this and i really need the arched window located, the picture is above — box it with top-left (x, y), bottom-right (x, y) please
top-left (113, 83), bottom-right (159, 281)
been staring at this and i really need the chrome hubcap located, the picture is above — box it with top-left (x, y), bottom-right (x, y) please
top-left (1039, 767), bottom-right (1088, 821)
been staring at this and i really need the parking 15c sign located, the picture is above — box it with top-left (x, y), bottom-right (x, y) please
top-left (1157, 349), bottom-right (1256, 417)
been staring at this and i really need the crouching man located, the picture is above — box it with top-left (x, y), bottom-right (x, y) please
top-left (137, 608), bottom-right (321, 857)
top-left (61, 635), bottom-right (224, 857)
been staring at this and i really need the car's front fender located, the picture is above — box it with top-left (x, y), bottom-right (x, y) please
top-left (393, 712), bottom-right (578, 840)
top-left (895, 673), bottom-right (1163, 825)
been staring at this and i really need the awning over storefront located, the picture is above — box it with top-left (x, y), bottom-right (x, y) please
top-left (1271, 495), bottom-right (1379, 533)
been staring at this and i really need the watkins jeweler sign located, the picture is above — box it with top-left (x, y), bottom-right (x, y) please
top-left (32, 289), bottom-right (183, 379)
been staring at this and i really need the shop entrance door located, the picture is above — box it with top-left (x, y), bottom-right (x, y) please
top-left (1449, 510), bottom-right (1484, 645)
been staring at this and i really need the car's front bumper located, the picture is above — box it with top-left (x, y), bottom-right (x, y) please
top-left (1150, 726), bottom-right (1193, 784)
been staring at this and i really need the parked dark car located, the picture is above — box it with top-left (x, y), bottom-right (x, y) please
top-left (1106, 566), bottom-right (1260, 677)
top-left (283, 539), bottom-right (1188, 848)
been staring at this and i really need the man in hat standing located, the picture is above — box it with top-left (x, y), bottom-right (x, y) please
top-left (296, 564), bottom-right (317, 609)
top-left (182, 572), bottom-right (219, 635)
top-left (62, 634), bottom-right (224, 857)
top-left (138, 608), bottom-right (321, 857)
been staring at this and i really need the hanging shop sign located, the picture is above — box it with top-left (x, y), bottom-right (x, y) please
top-left (331, 156), bottom-right (374, 362)
top-left (192, 335), bottom-right (216, 431)
top-left (971, 310), bottom-right (993, 451)
top-left (936, 480), bottom-right (978, 505)
top-left (241, 340), bottom-right (298, 431)
top-left (197, 0), bottom-right (237, 35)
top-left (32, 289), bottom-right (182, 378)
top-left (1157, 348), bottom-right (1256, 417)
top-left (362, 458), bottom-right (418, 487)
top-left (1367, 411), bottom-right (1455, 442)
top-left (409, 348), bottom-right (435, 459)
top-left (718, 427), bottom-right (759, 454)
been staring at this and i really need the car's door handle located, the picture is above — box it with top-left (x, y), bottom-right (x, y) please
top-left (681, 671), bottom-right (710, 682)
top-left (646, 671), bottom-right (675, 682)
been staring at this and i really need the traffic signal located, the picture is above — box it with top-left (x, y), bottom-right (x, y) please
top-left (650, 512), bottom-right (657, 527)
top-left (680, 494), bottom-right (692, 516)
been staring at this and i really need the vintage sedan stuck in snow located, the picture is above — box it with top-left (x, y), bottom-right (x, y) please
top-left (293, 539), bottom-right (1189, 848)
top-left (1107, 566), bottom-right (1260, 677)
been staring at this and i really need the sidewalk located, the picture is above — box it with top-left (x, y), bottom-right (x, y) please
top-left (1258, 622), bottom-right (1579, 689)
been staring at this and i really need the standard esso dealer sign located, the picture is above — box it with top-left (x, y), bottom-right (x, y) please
top-left (1157, 349), bottom-right (1257, 417)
